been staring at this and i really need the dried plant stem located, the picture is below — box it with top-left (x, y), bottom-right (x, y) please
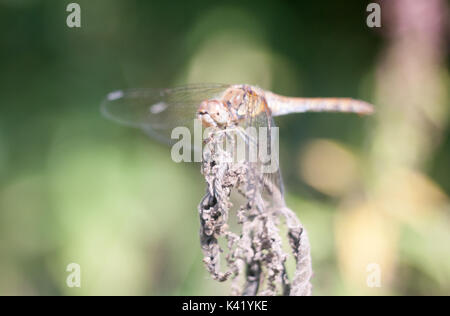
top-left (198, 133), bottom-right (313, 296)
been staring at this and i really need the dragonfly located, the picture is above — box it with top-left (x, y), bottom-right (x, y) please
top-left (101, 83), bottom-right (373, 208)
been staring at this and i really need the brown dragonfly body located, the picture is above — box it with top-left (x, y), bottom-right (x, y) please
top-left (196, 84), bottom-right (373, 129)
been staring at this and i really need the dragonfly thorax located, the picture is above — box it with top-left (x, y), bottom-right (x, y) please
top-left (197, 85), bottom-right (271, 130)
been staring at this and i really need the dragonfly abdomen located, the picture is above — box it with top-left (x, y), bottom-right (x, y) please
top-left (265, 91), bottom-right (374, 116)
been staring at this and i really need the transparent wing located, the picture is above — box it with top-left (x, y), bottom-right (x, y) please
top-left (238, 97), bottom-right (285, 210)
top-left (101, 83), bottom-right (230, 145)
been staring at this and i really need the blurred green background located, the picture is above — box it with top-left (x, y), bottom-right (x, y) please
top-left (0, 0), bottom-right (449, 295)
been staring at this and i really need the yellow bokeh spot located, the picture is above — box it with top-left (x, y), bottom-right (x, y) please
top-left (298, 139), bottom-right (360, 197)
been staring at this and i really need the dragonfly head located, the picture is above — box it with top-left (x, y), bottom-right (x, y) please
top-left (197, 100), bottom-right (230, 128)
